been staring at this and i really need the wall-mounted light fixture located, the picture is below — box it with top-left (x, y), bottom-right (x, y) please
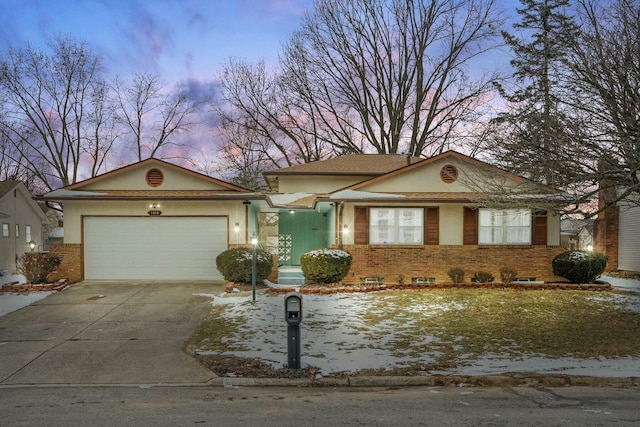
top-left (289, 209), bottom-right (295, 214)
top-left (234, 223), bottom-right (240, 232)
top-left (148, 203), bottom-right (162, 216)
top-left (29, 240), bottom-right (36, 252)
top-left (586, 245), bottom-right (593, 252)
top-left (342, 225), bottom-right (349, 235)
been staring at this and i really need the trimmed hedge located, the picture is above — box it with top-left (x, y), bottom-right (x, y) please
top-left (552, 250), bottom-right (608, 284)
top-left (216, 247), bottom-right (273, 284)
top-left (300, 249), bottom-right (352, 284)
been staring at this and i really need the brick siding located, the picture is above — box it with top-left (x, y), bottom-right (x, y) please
top-left (340, 244), bottom-right (567, 284)
top-left (49, 244), bottom-right (82, 283)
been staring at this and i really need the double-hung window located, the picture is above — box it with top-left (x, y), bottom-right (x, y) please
top-left (25, 225), bottom-right (32, 243)
top-left (369, 208), bottom-right (423, 244)
top-left (478, 209), bottom-right (531, 245)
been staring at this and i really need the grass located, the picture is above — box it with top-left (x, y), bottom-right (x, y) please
top-left (187, 289), bottom-right (640, 377)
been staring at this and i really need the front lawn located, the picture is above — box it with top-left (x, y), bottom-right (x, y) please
top-left (186, 289), bottom-right (640, 378)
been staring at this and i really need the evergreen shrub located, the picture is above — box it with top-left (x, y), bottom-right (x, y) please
top-left (300, 249), bottom-right (352, 284)
top-left (552, 250), bottom-right (608, 284)
top-left (216, 247), bottom-right (273, 284)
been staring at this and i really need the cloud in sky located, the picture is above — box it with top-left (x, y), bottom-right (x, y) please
top-left (0, 0), bottom-right (315, 83)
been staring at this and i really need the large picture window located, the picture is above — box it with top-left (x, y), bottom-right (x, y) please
top-left (369, 208), bottom-right (423, 244)
top-left (479, 209), bottom-right (531, 245)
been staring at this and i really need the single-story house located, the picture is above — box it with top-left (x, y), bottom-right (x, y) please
top-left (43, 151), bottom-right (570, 283)
top-left (0, 181), bottom-right (49, 273)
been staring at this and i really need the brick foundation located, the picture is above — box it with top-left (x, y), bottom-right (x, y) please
top-left (339, 244), bottom-right (567, 285)
top-left (49, 244), bottom-right (82, 283)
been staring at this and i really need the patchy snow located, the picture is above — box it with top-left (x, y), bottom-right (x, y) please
top-left (0, 292), bottom-right (53, 316)
top-left (196, 276), bottom-right (640, 378)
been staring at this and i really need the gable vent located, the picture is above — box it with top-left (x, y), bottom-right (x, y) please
top-left (146, 168), bottom-right (164, 187)
top-left (440, 164), bottom-right (458, 183)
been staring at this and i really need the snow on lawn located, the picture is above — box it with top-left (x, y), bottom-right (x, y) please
top-left (0, 292), bottom-right (53, 317)
top-left (197, 276), bottom-right (640, 378)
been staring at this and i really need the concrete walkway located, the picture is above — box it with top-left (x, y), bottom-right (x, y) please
top-left (0, 281), bottom-right (222, 386)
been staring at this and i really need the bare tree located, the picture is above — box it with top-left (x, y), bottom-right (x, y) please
top-left (219, 0), bottom-right (503, 166)
top-left (113, 73), bottom-right (203, 161)
top-left (0, 35), bottom-right (117, 190)
top-left (566, 0), bottom-right (640, 207)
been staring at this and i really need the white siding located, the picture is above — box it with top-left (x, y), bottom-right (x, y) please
top-left (618, 203), bottom-right (640, 272)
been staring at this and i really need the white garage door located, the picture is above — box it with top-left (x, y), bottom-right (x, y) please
top-left (84, 217), bottom-right (227, 280)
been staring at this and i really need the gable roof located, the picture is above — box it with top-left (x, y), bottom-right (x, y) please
top-left (263, 154), bottom-right (423, 191)
top-left (64, 158), bottom-right (251, 192)
top-left (0, 180), bottom-right (49, 222)
top-left (0, 180), bottom-right (20, 200)
top-left (264, 154), bottom-right (423, 176)
top-left (342, 151), bottom-right (560, 193)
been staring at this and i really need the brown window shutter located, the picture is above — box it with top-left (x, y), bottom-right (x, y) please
top-left (425, 207), bottom-right (439, 245)
top-left (354, 206), bottom-right (369, 244)
top-left (532, 210), bottom-right (548, 245)
top-left (463, 207), bottom-right (478, 245)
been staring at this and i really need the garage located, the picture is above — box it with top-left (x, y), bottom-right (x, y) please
top-left (83, 217), bottom-right (227, 280)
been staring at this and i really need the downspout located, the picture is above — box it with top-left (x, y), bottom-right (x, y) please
top-left (337, 202), bottom-right (344, 250)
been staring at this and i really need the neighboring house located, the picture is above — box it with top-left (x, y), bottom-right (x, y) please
top-left (560, 218), bottom-right (594, 250)
top-left (43, 152), bottom-right (569, 283)
top-left (595, 194), bottom-right (640, 273)
top-left (0, 181), bottom-right (50, 273)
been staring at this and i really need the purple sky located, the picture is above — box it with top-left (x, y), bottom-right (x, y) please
top-left (0, 0), bottom-right (315, 83)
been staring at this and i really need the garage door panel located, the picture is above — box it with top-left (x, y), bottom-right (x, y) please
top-left (84, 217), bottom-right (227, 280)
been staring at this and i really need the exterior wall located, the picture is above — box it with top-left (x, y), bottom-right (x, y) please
top-left (594, 206), bottom-right (619, 271)
top-left (81, 164), bottom-right (228, 191)
top-left (341, 244), bottom-right (567, 285)
top-left (341, 203), bottom-right (561, 246)
top-left (62, 200), bottom-right (249, 246)
top-left (278, 175), bottom-right (374, 193)
top-left (49, 243), bottom-right (82, 283)
top-left (0, 185), bottom-right (48, 272)
top-left (618, 201), bottom-right (640, 272)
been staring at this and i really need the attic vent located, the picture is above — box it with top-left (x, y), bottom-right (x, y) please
top-left (440, 164), bottom-right (458, 183)
top-left (146, 168), bottom-right (164, 187)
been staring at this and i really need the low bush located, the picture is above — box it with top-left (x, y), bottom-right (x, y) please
top-left (552, 250), bottom-right (608, 284)
top-left (300, 249), bottom-right (352, 284)
top-left (448, 267), bottom-right (465, 283)
top-left (472, 270), bottom-right (495, 283)
top-left (216, 247), bottom-right (273, 284)
top-left (499, 267), bottom-right (518, 283)
top-left (18, 252), bottom-right (61, 284)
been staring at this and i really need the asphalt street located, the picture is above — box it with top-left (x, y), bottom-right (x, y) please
top-left (1, 385), bottom-right (639, 426)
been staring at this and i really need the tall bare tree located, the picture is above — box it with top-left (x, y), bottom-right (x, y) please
top-left (219, 0), bottom-right (503, 167)
top-left (566, 0), bottom-right (640, 207)
top-left (0, 35), bottom-right (118, 190)
top-left (113, 73), bottom-right (203, 161)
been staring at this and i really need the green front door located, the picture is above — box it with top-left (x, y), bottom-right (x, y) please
top-left (278, 211), bottom-right (329, 265)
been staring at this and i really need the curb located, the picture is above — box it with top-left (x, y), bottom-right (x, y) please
top-left (209, 374), bottom-right (639, 388)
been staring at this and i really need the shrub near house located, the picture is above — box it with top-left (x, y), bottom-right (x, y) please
top-left (216, 248), bottom-right (273, 284)
top-left (300, 249), bottom-right (352, 284)
top-left (552, 250), bottom-right (608, 283)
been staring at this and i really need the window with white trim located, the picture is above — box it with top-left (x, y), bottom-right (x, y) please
top-left (25, 225), bottom-right (32, 243)
top-left (2, 223), bottom-right (8, 237)
top-left (15, 224), bottom-right (19, 238)
top-left (478, 209), bottom-right (531, 244)
top-left (370, 208), bottom-right (423, 244)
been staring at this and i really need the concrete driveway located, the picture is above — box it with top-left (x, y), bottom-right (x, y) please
top-left (0, 281), bottom-right (223, 385)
